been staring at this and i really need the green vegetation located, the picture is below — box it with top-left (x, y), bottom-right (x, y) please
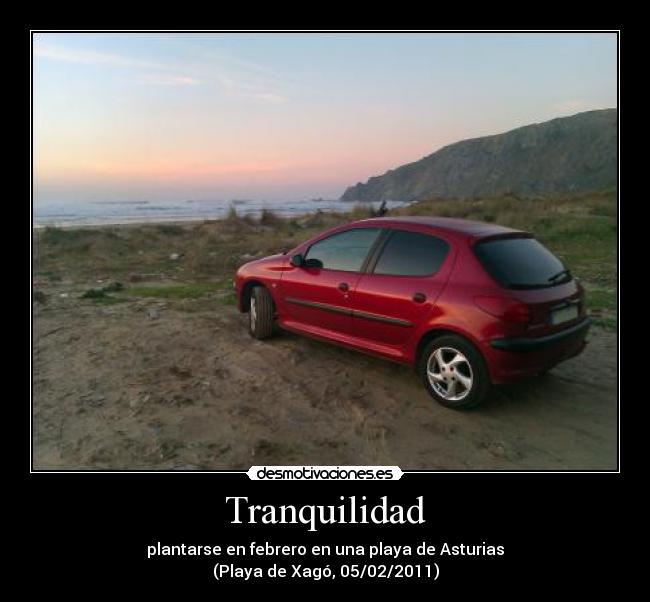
top-left (33, 189), bottom-right (617, 328)
top-left (215, 291), bottom-right (237, 306)
top-left (585, 288), bottom-right (617, 312)
top-left (35, 270), bottom-right (62, 282)
top-left (41, 225), bottom-right (96, 245)
top-left (123, 282), bottom-right (224, 299)
top-left (156, 224), bottom-right (185, 236)
top-left (81, 288), bottom-right (107, 299)
top-left (102, 281), bottom-right (124, 292)
top-left (592, 315), bottom-right (617, 330)
top-left (80, 281), bottom-right (126, 304)
top-left (81, 281), bottom-right (124, 298)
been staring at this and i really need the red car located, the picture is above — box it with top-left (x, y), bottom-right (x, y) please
top-left (235, 216), bottom-right (591, 409)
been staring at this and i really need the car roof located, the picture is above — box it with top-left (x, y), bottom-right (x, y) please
top-left (353, 215), bottom-right (525, 239)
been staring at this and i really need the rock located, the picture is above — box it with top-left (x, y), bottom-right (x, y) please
top-left (148, 308), bottom-right (160, 320)
top-left (169, 253), bottom-right (180, 261)
top-left (87, 396), bottom-right (106, 407)
top-left (59, 293), bottom-right (69, 298)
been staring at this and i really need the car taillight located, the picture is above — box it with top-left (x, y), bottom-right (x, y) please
top-left (474, 296), bottom-right (531, 324)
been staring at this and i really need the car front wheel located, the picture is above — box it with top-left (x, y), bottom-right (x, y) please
top-left (248, 285), bottom-right (275, 340)
top-left (418, 335), bottom-right (490, 410)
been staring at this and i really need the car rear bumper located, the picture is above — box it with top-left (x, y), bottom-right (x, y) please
top-left (489, 317), bottom-right (592, 352)
top-left (485, 317), bottom-right (592, 383)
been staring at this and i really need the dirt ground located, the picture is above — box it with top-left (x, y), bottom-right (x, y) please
top-left (31, 283), bottom-right (617, 471)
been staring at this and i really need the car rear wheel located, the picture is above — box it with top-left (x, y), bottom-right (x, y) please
top-left (249, 286), bottom-right (275, 340)
top-left (418, 335), bottom-right (490, 410)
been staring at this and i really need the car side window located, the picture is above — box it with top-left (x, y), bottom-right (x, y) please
top-left (304, 228), bottom-right (381, 272)
top-left (373, 230), bottom-right (449, 276)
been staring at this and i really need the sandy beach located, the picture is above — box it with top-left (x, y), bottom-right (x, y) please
top-left (32, 194), bottom-right (618, 470)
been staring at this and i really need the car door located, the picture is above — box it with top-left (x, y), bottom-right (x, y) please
top-left (351, 228), bottom-right (454, 346)
top-left (278, 227), bottom-right (382, 337)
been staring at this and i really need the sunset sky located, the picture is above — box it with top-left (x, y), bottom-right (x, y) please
top-left (33, 32), bottom-right (617, 203)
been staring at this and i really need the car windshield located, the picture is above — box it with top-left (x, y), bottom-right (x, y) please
top-left (473, 236), bottom-right (570, 289)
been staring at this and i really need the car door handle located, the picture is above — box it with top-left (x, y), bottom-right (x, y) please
top-left (338, 282), bottom-right (349, 292)
top-left (412, 292), bottom-right (427, 303)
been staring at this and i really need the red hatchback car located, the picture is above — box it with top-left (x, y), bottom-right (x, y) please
top-left (235, 216), bottom-right (591, 409)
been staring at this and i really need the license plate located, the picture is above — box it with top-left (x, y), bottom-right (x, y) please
top-left (550, 304), bottom-right (578, 325)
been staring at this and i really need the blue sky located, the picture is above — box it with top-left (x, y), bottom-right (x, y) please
top-left (33, 32), bottom-right (617, 203)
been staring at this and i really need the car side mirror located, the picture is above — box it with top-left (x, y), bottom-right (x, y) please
top-left (290, 253), bottom-right (304, 267)
top-left (304, 258), bottom-right (324, 269)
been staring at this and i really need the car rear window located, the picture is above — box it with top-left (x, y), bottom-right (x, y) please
top-left (374, 230), bottom-right (449, 276)
top-left (473, 236), bottom-right (570, 289)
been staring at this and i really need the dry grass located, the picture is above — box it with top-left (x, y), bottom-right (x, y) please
top-left (33, 189), bottom-right (617, 327)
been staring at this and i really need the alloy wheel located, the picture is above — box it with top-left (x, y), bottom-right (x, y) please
top-left (427, 346), bottom-right (474, 402)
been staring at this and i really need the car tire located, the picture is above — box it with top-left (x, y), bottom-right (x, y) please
top-left (418, 334), bottom-right (490, 410)
top-left (249, 285), bottom-right (275, 340)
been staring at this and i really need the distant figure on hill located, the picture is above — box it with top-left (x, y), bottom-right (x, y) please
top-left (375, 200), bottom-right (388, 217)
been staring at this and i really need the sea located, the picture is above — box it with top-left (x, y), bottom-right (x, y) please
top-left (33, 198), bottom-right (411, 228)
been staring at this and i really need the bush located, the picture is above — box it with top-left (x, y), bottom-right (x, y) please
top-left (81, 281), bottom-right (123, 298)
top-left (81, 288), bottom-right (106, 299)
top-left (102, 281), bottom-right (124, 293)
top-left (259, 208), bottom-right (283, 227)
top-left (223, 205), bottom-right (257, 231)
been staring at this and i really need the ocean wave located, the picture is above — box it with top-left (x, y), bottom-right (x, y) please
top-left (91, 200), bottom-right (150, 205)
top-left (136, 206), bottom-right (184, 211)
